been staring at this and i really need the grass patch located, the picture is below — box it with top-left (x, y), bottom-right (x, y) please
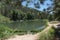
top-left (0, 25), bottom-right (14, 40)
top-left (0, 14), bottom-right (11, 23)
top-left (39, 27), bottom-right (55, 40)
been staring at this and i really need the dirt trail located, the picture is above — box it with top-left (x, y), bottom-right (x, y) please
top-left (6, 34), bottom-right (38, 40)
top-left (6, 22), bottom-right (60, 40)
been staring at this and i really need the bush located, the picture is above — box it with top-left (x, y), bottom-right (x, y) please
top-left (0, 25), bottom-right (14, 39)
top-left (0, 14), bottom-right (11, 22)
top-left (39, 27), bottom-right (55, 40)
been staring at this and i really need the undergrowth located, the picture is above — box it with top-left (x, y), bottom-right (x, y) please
top-left (39, 27), bottom-right (55, 40)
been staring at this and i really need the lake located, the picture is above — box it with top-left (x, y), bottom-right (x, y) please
top-left (0, 20), bottom-right (47, 32)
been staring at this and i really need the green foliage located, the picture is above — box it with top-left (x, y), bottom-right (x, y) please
top-left (54, 11), bottom-right (60, 21)
top-left (53, 0), bottom-right (60, 21)
top-left (0, 24), bottom-right (14, 39)
top-left (26, 13), bottom-right (34, 20)
top-left (0, 0), bottom-right (53, 21)
top-left (0, 14), bottom-right (11, 22)
top-left (11, 11), bottom-right (18, 21)
top-left (39, 27), bottom-right (55, 40)
top-left (0, 0), bottom-right (59, 21)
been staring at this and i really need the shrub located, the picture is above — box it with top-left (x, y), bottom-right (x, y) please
top-left (0, 25), bottom-right (14, 39)
top-left (39, 27), bottom-right (55, 40)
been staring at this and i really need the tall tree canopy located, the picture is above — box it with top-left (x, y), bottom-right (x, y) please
top-left (0, 0), bottom-right (60, 21)
top-left (53, 0), bottom-right (60, 21)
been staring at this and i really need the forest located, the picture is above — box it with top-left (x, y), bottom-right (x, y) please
top-left (0, 0), bottom-right (60, 22)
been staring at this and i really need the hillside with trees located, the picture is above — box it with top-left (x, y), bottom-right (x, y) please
top-left (0, 0), bottom-right (54, 22)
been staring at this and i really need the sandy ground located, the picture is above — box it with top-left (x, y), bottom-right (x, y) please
top-left (6, 34), bottom-right (39, 40)
top-left (6, 22), bottom-right (60, 40)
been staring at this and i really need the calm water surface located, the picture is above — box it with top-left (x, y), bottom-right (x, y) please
top-left (0, 20), bottom-right (47, 31)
